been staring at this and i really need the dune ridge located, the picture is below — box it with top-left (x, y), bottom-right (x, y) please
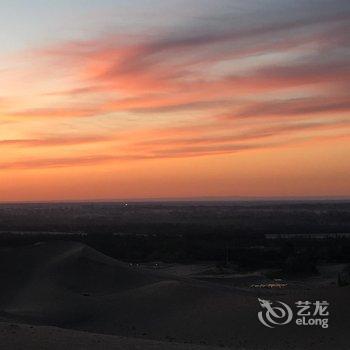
top-left (0, 241), bottom-right (349, 349)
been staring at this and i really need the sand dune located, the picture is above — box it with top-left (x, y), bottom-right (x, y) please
top-left (0, 242), bottom-right (349, 349)
top-left (0, 241), bottom-right (162, 324)
top-left (0, 322), bottom-right (221, 350)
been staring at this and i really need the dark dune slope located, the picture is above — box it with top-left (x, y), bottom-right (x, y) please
top-left (0, 241), bottom-right (161, 295)
top-left (0, 322), bottom-right (222, 350)
top-left (0, 241), bottom-right (349, 349)
top-left (0, 241), bottom-right (162, 324)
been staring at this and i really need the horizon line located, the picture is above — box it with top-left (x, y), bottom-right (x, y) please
top-left (0, 195), bottom-right (350, 205)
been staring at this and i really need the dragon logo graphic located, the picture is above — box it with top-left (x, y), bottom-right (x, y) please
top-left (258, 298), bottom-right (293, 328)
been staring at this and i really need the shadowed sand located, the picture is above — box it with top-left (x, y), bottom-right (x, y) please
top-left (0, 241), bottom-right (349, 349)
top-left (0, 322), bottom-right (221, 350)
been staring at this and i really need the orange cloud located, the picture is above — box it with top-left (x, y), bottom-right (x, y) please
top-left (1, 2), bottom-right (350, 200)
top-left (0, 135), bottom-right (111, 148)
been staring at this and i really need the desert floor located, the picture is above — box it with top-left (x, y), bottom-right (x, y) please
top-left (0, 241), bottom-right (348, 349)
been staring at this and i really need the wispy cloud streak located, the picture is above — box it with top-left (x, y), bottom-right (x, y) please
top-left (1, 0), bottom-right (349, 171)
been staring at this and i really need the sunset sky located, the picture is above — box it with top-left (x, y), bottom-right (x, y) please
top-left (0, 0), bottom-right (349, 201)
